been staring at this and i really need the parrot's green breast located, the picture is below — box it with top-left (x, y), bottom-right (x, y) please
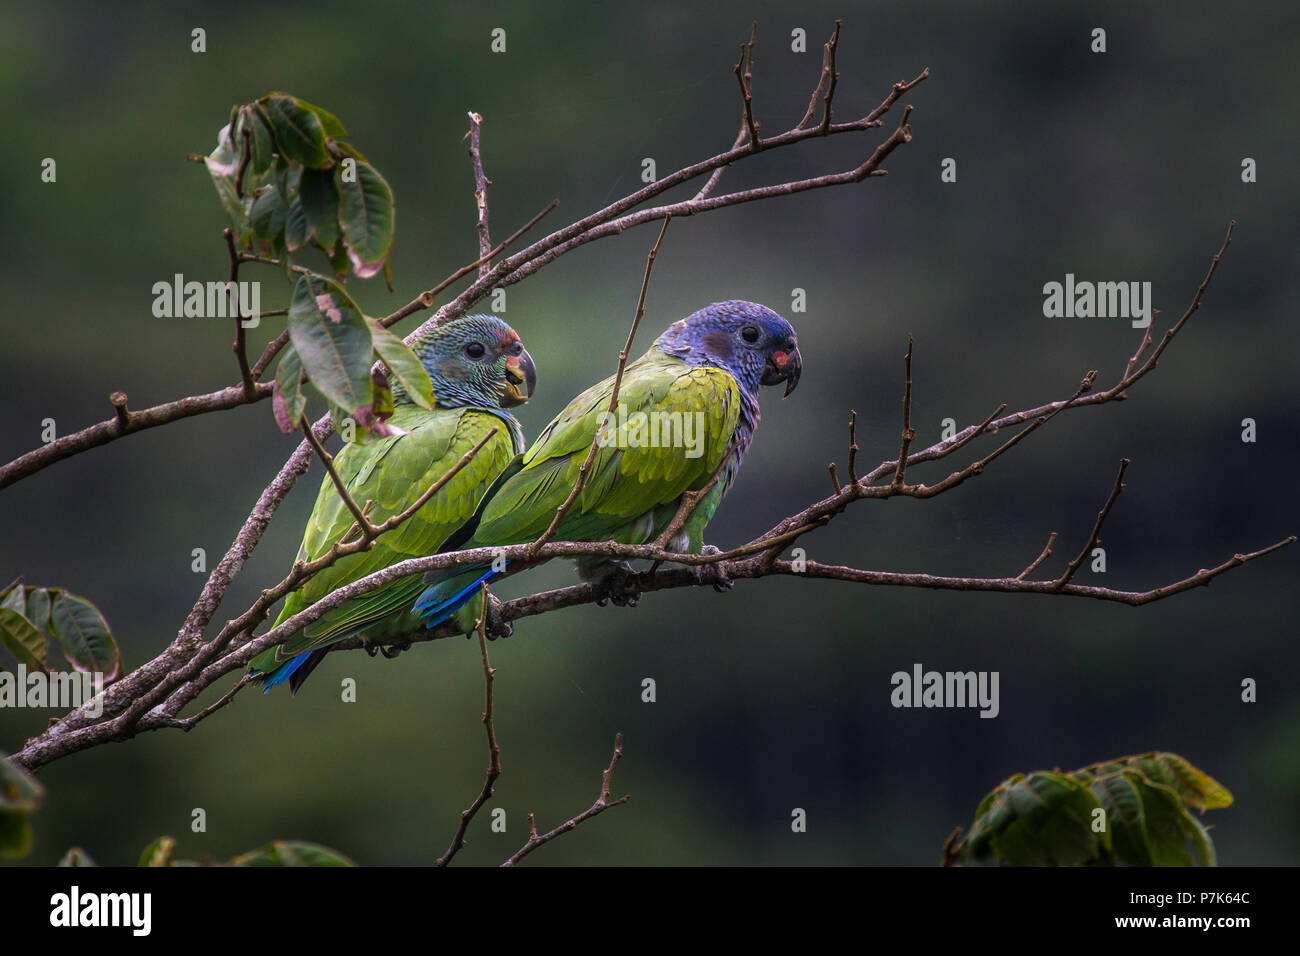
top-left (470, 349), bottom-right (741, 549)
top-left (259, 404), bottom-right (521, 663)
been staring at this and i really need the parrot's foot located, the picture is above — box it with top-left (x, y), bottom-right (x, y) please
top-left (362, 637), bottom-right (411, 659)
top-left (587, 561), bottom-right (642, 608)
top-left (485, 595), bottom-right (514, 641)
top-left (693, 545), bottom-right (733, 593)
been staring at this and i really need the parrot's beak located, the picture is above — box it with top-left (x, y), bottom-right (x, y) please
top-left (501, 347), bottom-right (536, 407)
top-left (761, 345), bottom-right (802, 397)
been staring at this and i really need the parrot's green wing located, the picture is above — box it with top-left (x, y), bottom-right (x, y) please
top-left (472, 350), bottom-right (740, 548)
top-left (269, 405), bottom-right (518, 660)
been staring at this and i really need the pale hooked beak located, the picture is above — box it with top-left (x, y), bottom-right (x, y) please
top-left (502, 347), bottom-right (536, 407)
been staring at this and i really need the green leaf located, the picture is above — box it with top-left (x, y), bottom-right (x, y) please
top-left (328, 240), bottom-right (350, 277)
top-left (1087, 770), bottom-right (1149, 865)
top-left (1178, 806), bottom-right (1218, 867)
top-left (300, 166), bottom-right (341, 254)
top-left (330, 139), bottom-right (370, 164)
top-left (369, 321), bottom-right (434, 409)
top-left (1131, 752), bottom-right (1234, 811)
top-left (370, 369), bottom-right (396, 422)
top-left (48, 592), bottom-right (120, 681)
top-left (272, 345), bottom-right (306, 434)
top-left (296, 98), bottom-right (347, 138)
top-left (994, 772), bottom-right (1102, 866)
top-left (25, 588), bottom-right (52, 640)
top-left (1140, 781), bottom-right (1198, 866)
top-left (952, 752), bottom-right (1231, 867)
top-left (273, 232), bottom-right (294, 283)
top-left (205, 127), bottom-right (252, 246)
top-left (139, 835), bottom-right (175, 867)
top-left (244, 104), bottom-right (277, 175)
top-left (59, 847), bottom-right (96, 867)
top-left (230, 840), bottom-right (355, 867)
top-left (0, 607), bottom-right (46, 670)
top-left (287, 274), bottom-right (373, 422)
top-left (285, 198), bottom-right (308, 252)
top-left (0, 580), bottom-right (24, 614)
top-left (338, 159), bottom-right (395, 279)
top-left (251, 186), bottom-right (289, 243)
top-left (206, 123), bottom-right (239, 177)
top-left (261, 94), bottom-right (329, 168)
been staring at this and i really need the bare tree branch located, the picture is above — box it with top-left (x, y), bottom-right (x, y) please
top-left (734, 23), bottom-right (760, 149)
top-left (0, 382), bottom-right (273, 492)
top-left (224, 228), bottom-right (256, 398)
top-left (890, 336), bottom-right (914, 488)
top-left (467, 111), bottom-right (493, 277)
top-left (500, 733), bottom-right (630, 866)
top-left (1017, 532), bottom-right (1059, 581)
top-left (797, 21), bottom-right (840, 130)
top-left (1053, 459), bottom-right (1129, 590)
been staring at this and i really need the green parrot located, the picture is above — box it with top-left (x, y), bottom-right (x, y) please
top-left (251, 315), bottom-right (536, 693)
top-left (413, 300), bottom-right (801, 624)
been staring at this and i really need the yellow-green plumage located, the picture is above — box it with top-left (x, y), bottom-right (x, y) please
top-left (474, 353), bottom-right (739, 551)
top-left (274, 405), bottom-right (519, 651)
top-left (415, 300), bottom-right (803, 626)
top-left (252, 312), bottom-right (535, 693)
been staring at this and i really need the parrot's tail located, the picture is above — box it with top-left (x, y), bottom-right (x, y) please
top-left (252, 648), bottom-right (328, 695)
top-left (413, 564), bottom-right (504, 628)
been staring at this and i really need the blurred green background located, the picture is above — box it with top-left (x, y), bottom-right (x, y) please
top-left (2, 0), bottom-right (1297, 866)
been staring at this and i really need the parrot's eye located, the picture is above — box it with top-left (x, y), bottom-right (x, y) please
top-left (464, 342), bottom-right (486, 359)
top-left (740, 326), bottom-right (761, 345)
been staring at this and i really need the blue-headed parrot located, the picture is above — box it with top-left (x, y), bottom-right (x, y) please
top-left (250, 314), bottom-right (536, 693)
top-left (413, 300), bottom-right (800, 625)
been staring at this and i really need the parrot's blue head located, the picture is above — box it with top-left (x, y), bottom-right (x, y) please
top-left (654, 300), bottom-right (802, 397)
top-left (406, 315), bottom-right (536, 409)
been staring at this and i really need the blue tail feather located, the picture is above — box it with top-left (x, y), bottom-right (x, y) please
top-left (413, 564), bottom-right (504, 628)
top-left (259, 651), bottom-right (312, 693)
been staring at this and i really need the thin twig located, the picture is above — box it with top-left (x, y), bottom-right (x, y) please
top-left (733, 23), bottom-right (760, 149)
top-left (500, 733), bottom-right (629, 866)
top-left (382, 199), bottom-right (558, 326)
top-left (0, 381), bottom-right (272, 491)
top-left (467, 112), bottom-right (493, 278)
top-left (224, 228), bottom-right (256, 398)
top-left (301, 420), bottom-right (369, 533)
top-left (154, 673), bottom-right (253, 731)
top-left (436, 587), bottom-right (501, 866)
top-left (847, 410), bottom-right (860, 485)
top-left (797, 24), bottom-right (836, 130)
top-left (890, 336), bottom-right (914, 488)
top-left (1016, 532), bottom-right (1058, 581)
top-left (819, 20), bottom-right (843, 132)
top-left (1053, 459), bottom-right (1129, 590)
top-left (529, 216), bottom-right (672, 555)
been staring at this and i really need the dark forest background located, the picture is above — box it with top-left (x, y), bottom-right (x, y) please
top-left (1, 0), bottom-right (1296, 865)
